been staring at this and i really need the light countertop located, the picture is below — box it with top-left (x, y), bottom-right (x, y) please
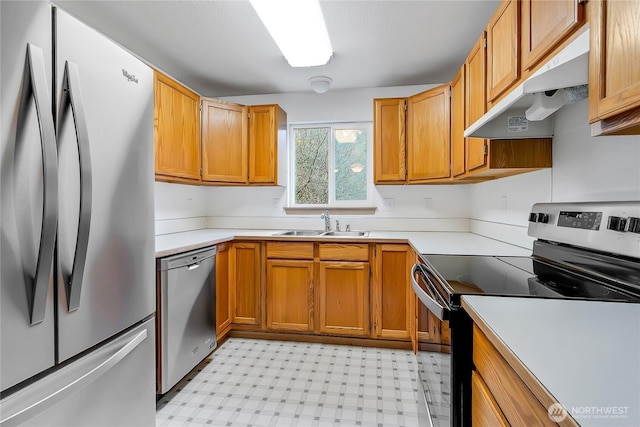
top-left (155, 229), bottom-right (532, 258)
top-left (461, 295), bottom-right (640, 427)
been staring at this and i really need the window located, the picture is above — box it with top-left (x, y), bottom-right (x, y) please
top-left (290, 123), bottom-right (372, 207)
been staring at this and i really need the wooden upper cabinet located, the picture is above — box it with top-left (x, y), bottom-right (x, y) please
top-left (589, 0), bottom-right (640, 123)
top-left (451, 65), bottom-right (466, 178)
top-left (521, 0), bottom-right (583, 71)
top-left (465, 33), bottom-right (489, 174)
top-left (201, 99), bottom-right (248, 183)
top-left (487, 0), bottom-right (520, 104)
top-left (373, 98), bottom-right (407, 183)
top-left (406, 84), bottom-right (451, 182)
top-left (153, 72), bottom-right (201, 182)
top-left (249, 104), bottom-right (287, 184)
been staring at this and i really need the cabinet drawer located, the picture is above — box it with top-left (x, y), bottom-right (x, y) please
top-left (266, 242), bottom-right (313, 259)
top-left (473, 326), bottom-right (556, 426)
top-left (319, 244), bottom-right (369, 261)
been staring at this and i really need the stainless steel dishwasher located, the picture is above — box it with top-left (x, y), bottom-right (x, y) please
top-left (157, 246), bottom-right (216, 394)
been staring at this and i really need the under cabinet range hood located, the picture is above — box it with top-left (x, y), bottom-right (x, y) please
top-left (464, 29), bottom-right (589, 139)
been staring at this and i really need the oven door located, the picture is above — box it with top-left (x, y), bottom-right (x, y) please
top-left (411, 262), bottom-right (452, 427)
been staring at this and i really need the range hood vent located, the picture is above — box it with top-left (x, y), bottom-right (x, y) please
top-left (464, 29), bottom-right (589, 139)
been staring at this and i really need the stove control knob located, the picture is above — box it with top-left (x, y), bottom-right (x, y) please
top-left (628, 217), bottom-right (640, 234)
top-left (537, 213), bottom-right (549, 224)
top-left (607, 216), bottom-right (627, 232)
top-left (528, 212), bottom-right (538, 222)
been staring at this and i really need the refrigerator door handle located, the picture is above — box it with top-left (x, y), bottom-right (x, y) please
top-left (18, 44), bottom-right (58, 325)
top-left (0, 327), bottom-right (148, 426)
top-left (58, 60), bottom-right (92, 312)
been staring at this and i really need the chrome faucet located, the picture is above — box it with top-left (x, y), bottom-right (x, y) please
top-left (320, 210), bottom-right (331, 232)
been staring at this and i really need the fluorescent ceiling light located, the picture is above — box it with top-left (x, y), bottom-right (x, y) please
top-left (250, 0), bottom-right (333, 67)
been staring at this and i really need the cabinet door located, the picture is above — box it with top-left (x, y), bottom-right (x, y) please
top-left (249, 105), bottom-right (278, 184)
top-left (451, 66), bottom-right (466, 177)
top-left (465, 33), bottom-right (489, 172)
top-left (487, 0), bottom-right (520, 103)
top-left (521, 0), bottom-right (583, 71)
top-left (318, 262), bottom-right (369, 337)
top-left (201, 100), bottom-right (248, 183)
top-left (215, 243), bottom-right (232, 339)
top-left (407, 85), bottom-right (451, 181)
top-left (589, 0), bottom-right (640, 121)
top-left (230, 242), bottom-right (261, 326)
top-left (154, 72), bottom-right (201, 181)
top-left (471, 371), bottom-right (510, 427)
top-left (266, 260), bottom-right (314, 332)
top-left (373, 98), bottom-right (407, 183)
top-left (373, 244), bottom-right (412, 339)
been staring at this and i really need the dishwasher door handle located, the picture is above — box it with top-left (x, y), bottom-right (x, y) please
top-left (186, 263), bottom-right (201, 271)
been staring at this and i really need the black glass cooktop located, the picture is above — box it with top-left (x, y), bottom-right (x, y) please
top-left (422, 254), bottom-right (640, 305)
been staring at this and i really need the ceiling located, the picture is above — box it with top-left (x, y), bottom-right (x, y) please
top-left (53, 0), bottom-right (501, 97)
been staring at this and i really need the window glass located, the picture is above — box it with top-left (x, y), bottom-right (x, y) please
top-left (291, 123), bottom-right (371, 207)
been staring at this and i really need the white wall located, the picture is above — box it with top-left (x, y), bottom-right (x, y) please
top-left (469, 99), bottom-right (640, 248)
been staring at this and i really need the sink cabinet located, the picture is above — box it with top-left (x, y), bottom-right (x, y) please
top-left (265, 242), bottom-right (314, 332)
top-left (317, 244), bottom-right (370, 337)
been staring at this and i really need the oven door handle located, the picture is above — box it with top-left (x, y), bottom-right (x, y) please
top-left (411, 263), bottom-right (447, 321)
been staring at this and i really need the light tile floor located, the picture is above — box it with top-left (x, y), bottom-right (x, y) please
top-left (156, 338), bottom-right (444, 427)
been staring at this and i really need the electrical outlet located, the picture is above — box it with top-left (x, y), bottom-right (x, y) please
top-left (424, 198), bottom-right (433, 209)
top-left (382, 198), bottom-right (395, 211)
top-left (500, 196), bottom-right (508, 213)
top-left (187, 198), bottom-right (192, 211)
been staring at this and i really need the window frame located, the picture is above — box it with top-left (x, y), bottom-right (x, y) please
top-left (288, 121), bottom-right (374, 208)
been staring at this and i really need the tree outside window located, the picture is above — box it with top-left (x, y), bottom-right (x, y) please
top-left (292, 123), bottom-right (371, 207)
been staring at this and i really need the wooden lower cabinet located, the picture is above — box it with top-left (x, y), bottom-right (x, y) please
top-left (473, 325), bottom-right (560, 426)
top-left (471, 371), bottom-right (509, 426)
top-left (266, 259), bottom-right (313, 332)
top-left (318, 261), bottom-right (370, 337)
top-left (373, 244), bottom-right (413, 339)
top-left (215, 242), bottom-right (232, 340)
top-left (230, 242), bottom-right (261, 326)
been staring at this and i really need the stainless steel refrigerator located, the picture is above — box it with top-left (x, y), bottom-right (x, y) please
top-left (1, 1), bottom-right (156, 425)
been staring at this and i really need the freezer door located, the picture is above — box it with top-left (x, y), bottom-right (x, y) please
top-left (54, 8), bottom-right (155, 362)
top-left (0, 0), bottom-right (56, 392)
top-left (0, 318), bottom-right (156, 426)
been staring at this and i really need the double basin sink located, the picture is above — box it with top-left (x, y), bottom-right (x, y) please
top-left (274, 230), bottom-right (369, 237)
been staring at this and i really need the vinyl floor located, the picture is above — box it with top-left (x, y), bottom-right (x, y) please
top-left (156, 338), bottom-right (446, 427)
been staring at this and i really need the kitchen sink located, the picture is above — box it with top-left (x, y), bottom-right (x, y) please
top-left (274, 230), bottom-right (369, 237)
top-left (276, 230), bottom-right (325, 236)
top-left (321, 231), bottom-right (369, 237)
